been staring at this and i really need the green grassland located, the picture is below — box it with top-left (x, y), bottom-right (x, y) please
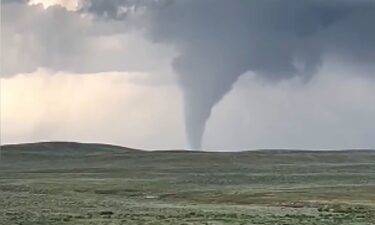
top-left (1, 142), bottom-right (374, 225)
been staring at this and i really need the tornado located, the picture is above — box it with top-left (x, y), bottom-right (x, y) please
top-left (172, 49), bottom-right (250, 149)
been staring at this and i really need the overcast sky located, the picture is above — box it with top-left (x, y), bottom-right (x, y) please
top-left (1, 0), bottom-right (375, 150)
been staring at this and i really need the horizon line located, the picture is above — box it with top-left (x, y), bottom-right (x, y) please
top-left (1, 141), bottom-right (374, 153)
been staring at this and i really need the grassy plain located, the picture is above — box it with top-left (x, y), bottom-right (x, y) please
top-left (0, 142), bottom-right (374, 224)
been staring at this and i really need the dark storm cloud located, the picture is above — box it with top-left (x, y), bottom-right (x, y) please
top-left (139, 0), bottom-right (375, 149)
top-left (1, 2), bottom-right (86, 75)
top-left (2, 0), bottom-right (375, 149)
top-left (0, 0), bottom-right (168, 76)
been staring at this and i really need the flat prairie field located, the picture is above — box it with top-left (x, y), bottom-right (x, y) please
top-left (1, 142), bottom-right (375, 225)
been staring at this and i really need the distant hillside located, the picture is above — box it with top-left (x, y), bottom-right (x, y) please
top-left (0, 142), bottom-right (375, 169)
top-left (1, 141), bottom-right (374, 155)
top-left (0, 141), bottom-right (140, 156)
